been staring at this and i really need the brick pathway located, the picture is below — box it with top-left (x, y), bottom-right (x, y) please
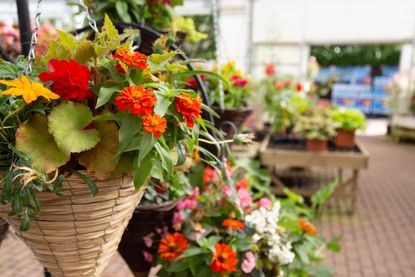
top-left (0, 136), bottom-right (414, 277)
top-left (319, 136), bottom-right (415, 277)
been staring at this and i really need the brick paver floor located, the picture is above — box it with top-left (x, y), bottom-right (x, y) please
top-left (0, 136), bottom-right (414, 277)
top-left (319, 136), bottom-right (415, 277)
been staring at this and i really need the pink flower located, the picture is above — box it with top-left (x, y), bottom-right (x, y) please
top-left (257, 197), bottom-right (272, 209)
top-left (177, 198), bottom-right (197, 211)
top-left (241, 252), bottom-right (256, 273)
top-left (191, 187), bottom-right (200, 199)
top-left (221, 186), bottom-right (233, 197)
top-left (172, 211), bottom-right (183, 227)
top-left (238, 188), bottom-right (252, 209)
top-left (143, 251), bottom-right (154, 263)
top-left (143, 233), bottom-right (154, 248)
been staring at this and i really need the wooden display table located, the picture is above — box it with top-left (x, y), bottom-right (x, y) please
top-left (259, 136), bottom-right (369, 213)
top-left (391, 115), bottom-right (415, 142)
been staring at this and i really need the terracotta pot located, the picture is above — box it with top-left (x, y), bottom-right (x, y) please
top-left (118, 200), bottom-right (179, 276)
top-left (334, 129), bottom-right (355, 148)
top-left (306, 139), bottom-right (328, 152)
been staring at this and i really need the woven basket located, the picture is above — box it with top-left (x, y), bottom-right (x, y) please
top-left (0, 218), bottom-right (8, 247)
top-left (0, 173), bottom-right (146, 277)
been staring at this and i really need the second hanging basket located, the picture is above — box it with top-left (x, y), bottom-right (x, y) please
top-left (0, 172), bottom-right (146, 277)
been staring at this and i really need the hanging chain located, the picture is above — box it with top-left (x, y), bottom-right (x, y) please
top-left (78, 0), bottom-right (98, 33)
top-left (211, 0), bottom-right (224, 111)
top-left (25, 0), bottom-right (42, 75)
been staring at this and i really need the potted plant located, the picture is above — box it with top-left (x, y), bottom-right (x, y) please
top-left (259, 64), bottom-right (310, 136)
top-left (204, 61), bottom-right (252, 135)
top-left (294, 109), bottom-right (336, 152)
top-left (330, 108), bottom-right (366, 148)
top-left (118, 172), bottom-right (196, 276)
top-left (0, 17), bottom-right (213, 276)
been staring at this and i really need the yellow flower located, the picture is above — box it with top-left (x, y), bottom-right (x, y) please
top-left (0, 75), bottom-right (59, 104)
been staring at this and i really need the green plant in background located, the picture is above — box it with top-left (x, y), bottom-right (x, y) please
top-left (294, 109), bottom-right (337, 141)
top-left (311, 44), bottom-right (400, 67)
top-left (330, 108), bottom-right (366, 132)
top-left (206, 61), bottom-right (251, 108)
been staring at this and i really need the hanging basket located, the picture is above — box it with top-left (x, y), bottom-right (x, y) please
top-left (0, 218), bottom-right (8, 247)
top-left (118, 200), bottom-right (179, 276)
top-left (213, 107), bottom-right (253, 136)
top-left (0, 173), bottom-right (146, 277)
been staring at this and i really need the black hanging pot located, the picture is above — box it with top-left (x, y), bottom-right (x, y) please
top-left (0, 218), bottom-right (8, 247)
top-left (118, 200), bottom-right (179, 277)
top-left (213, 106), bottom-right (253, 137)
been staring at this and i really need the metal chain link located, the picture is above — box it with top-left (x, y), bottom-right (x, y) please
top-left (25, 0), bottom-right (42, 75)
top-left (211, 0), bottom-right (225, 111)
top-left (78, 0), bottom-right (98, 33)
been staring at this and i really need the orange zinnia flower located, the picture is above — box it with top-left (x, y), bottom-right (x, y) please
top-left (158, 233), bottom-right (189, 262)
top-left (223, 219), bottom-right (244, 230)
top-left (115, 86), bottom-right (156, 115)
top-left (211, 243), bottom-right (238, 274)
top-left (113, 48), bottom-right (148, 71)
top-left (175, 93), bottom-right (202, 128)
top-left (142, 114), bottom-right (167, 138)
top-left (297, 219), bottom-right (317, 235)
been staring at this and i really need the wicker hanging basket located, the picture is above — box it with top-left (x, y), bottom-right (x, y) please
top-left (0, 173), bottom-right (146, 277)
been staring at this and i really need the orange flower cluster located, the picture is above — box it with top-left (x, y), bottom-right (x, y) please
top-left (297, 219), bottom-right (317, 235)
top-left (115, 86), bottom-right (156, 115)
top-left (113, 49), bottom-right (148, 73)
top-left (142, 114), bottom-right (167, 138)
top-left (158, 233), bottom-right (189, 262)
top-left (175, 93), bottom-right (202, 128)
top-left (222, 219), bottom-right (244, 231)
top-left (211, 243), bottom-right (238, 274)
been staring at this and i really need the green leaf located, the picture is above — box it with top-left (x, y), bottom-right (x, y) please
top-left (79, 121), bottom-right (118, 180)
top-left (327, 236), bottom-right (342, 252)
top-left (283, 188), bottom-right (304, 204)
top-left (16, 114), bottom-right (70, 173)
top-left (115, 1), bottom-right (131, 22)
top-left (103, 14), bottom-right (119, 39)
top-left (155, 142), bottom-right (173, 174)
top-left (57, 29), bottom-right (78, 50)
top-left (179, 247), bottom-right (209, 258)
top-left (0, 60), bottom-right (18, 79)
top-left (73, 171), bottom-right (98, 196)
top-left (20, 208), bottom-right (30, 231)
top-left (112, 152), bottom-right (135, 177)
top-left (133, 151), bottom-right (153, 189)
top-left (74, 40), bottom-right (95, 64)
top-left (95, 87), bottom-right (119, 108)
top-left (48, 102), bottom-right (101, 153)
top-left (311, 179), bottom-right (339, 207)
top-left (154, 96), bottom-right (172, 117)
top-left (117, 114), bottom-right (142, 154)
top-left (138, 133), bottom-right (155, 165)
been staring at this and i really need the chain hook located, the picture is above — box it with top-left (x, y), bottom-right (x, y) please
top-left (78, 0), bottom-right (98, 33)
top-left (25, 0), bottom-right (42, 76)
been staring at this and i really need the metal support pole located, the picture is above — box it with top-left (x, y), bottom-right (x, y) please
top-left (16, 0), bottom-right (32, 57)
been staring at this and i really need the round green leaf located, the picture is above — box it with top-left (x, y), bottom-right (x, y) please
top-left (48, 101), bottom-right (101, 153)
top-left (16, 114), bottom-right (70, 173)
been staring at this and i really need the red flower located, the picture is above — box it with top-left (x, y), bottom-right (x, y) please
top-left (236, 179), bottom-right (249, 190)
top-left (115, 86), bottom-right (156, 115)
top-left (142, 114), bottom-right (167, 138)
top-left (38, 59), bottom-right (92, 101)
top-left (211, 243), bottom-right (238, 274)
top-left (203, 167), bottom-right (216, 185)
top-left (113, 48), bottom-right (148, 71)
top-left (296, 82), bottom-right (303, 92)
top-left (223, 219), bottom-right (244, 230)
top-left (158, 233), bottom-right (189, 261)
top-left (185, 75), bottom-right (206, 89)
top-left (175, 93), bottom-right (202, 128)
top-left (284, 79), bottom-right (292, 87)
top-left (231, 74), bottom-right (248, 87)
top-left (265, 64), bottom-right (276, 76)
